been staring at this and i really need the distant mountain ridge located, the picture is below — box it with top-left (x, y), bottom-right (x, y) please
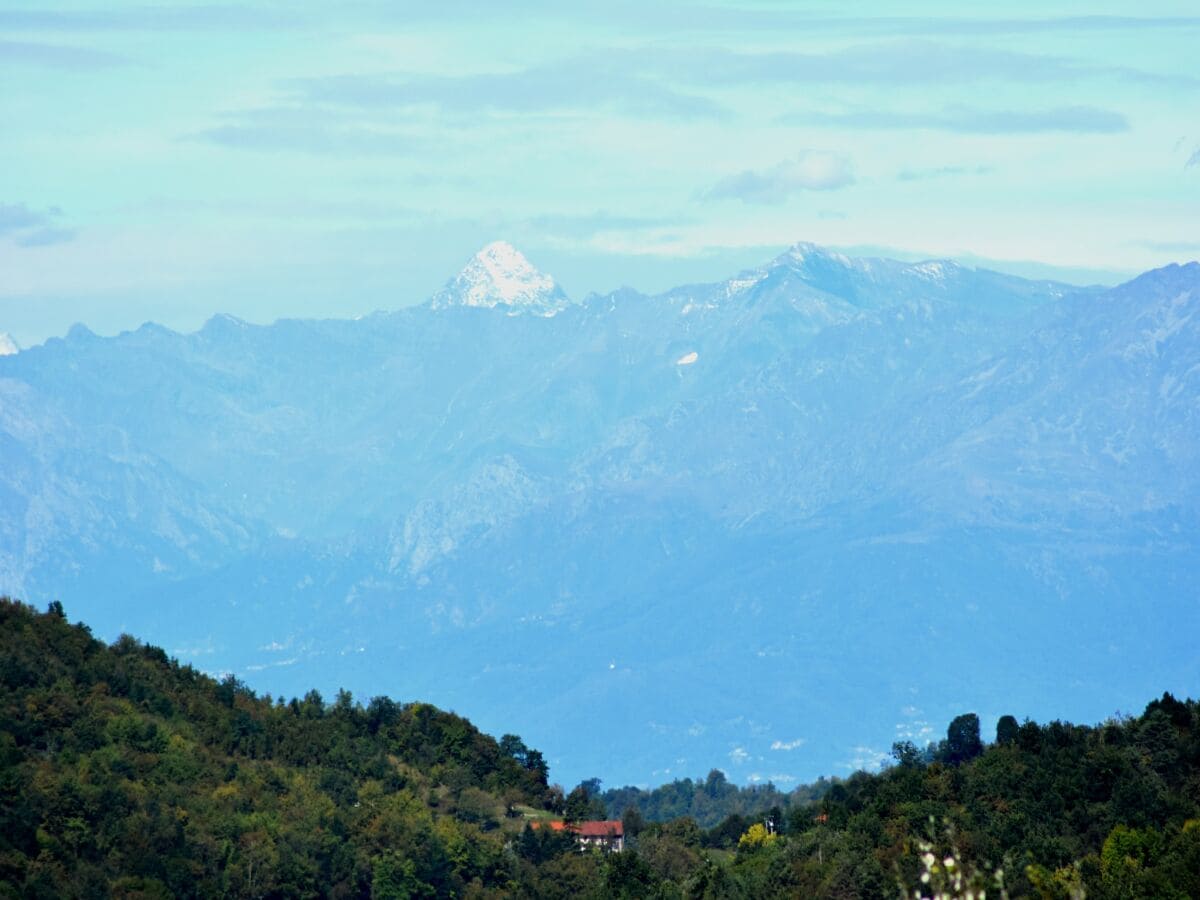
top-left (0, 241), bottom-right (1196, 787)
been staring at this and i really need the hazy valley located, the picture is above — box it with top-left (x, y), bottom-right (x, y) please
top-left (2, 241), bottom-right (1197, 788)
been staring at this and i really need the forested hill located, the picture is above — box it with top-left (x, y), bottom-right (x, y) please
top-left (3, 597), bottom-right (1200, 898)
top-left (0, 598), bottom-right (555, 897)
top-left (596, 701), bottom-right (1200, 896)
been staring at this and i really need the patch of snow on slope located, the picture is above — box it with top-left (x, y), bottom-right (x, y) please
top-left (724, 273), bottom-right (766, 298)
top-left (910, 261), bottom-right (954, 282)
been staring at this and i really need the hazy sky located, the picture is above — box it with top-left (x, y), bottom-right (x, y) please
top-left (2, 1), bottom-right (1199, 345)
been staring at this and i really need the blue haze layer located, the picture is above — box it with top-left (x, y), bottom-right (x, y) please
top-left (0, 243), bottom-right (1197, 789)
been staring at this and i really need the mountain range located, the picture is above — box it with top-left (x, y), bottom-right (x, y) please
top-left (1, 240), bottom-right (1197, 788)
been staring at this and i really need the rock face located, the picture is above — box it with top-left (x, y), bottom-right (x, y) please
top-left (430, 241), bottom-right (569, 315)
top-left (0, 244), bottom-right (1196, 788)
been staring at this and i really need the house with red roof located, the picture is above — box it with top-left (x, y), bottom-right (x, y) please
top-left (531, 819), bottom-right (625, 852)
top-left (574, 820), bottom-right (624, 852)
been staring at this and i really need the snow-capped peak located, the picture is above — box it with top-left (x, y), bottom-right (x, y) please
top-left (431, 241), bottom-right (569, 315)
top-left (0, 332), bottom-right (20, 356)
top-left (785, 241), bottom-right (850, 268)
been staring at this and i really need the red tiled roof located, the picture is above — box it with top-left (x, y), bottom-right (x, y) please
top-left (531, 819), bottom-right (624, 837)
top-left (575, 821), bottom-right (623, 837)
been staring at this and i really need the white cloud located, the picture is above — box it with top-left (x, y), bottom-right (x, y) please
top-left (896, 704), bottom-right (935, 742)
top-left (171, 640), bottom-right (215, 657)
top-left (705, 151), bottom-right (856, 204)
top-left (245, 656), bottom-right (298, 672)
top-left (795, 105), bottom-right (1129, 134)
top-left (770, 738), bottom-right (806, 751)
top-left (842, 745), bottom-right (891, 772)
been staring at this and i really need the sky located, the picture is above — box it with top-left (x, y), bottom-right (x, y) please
top-left (2, 0), bottom-right (1199, 346)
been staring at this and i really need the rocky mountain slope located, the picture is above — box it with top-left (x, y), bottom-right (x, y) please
top-left (0, 243), bottom-right (1195, 786)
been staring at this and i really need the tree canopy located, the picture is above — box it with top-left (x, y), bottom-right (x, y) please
top-left (3, 597), bottom-right (1199, 898)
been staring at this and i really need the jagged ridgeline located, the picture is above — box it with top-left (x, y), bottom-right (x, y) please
top-left (4, 599), bottom-right (1200, 899)
top-left (2, 243), bottom-right (1197, 788)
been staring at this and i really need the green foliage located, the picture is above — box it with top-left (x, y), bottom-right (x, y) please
top-left (942, 712), bottom-right (984, 765)
top-left (5, 598), bottom-right (1200, 899)
top-left (602, 767), bottom-right (817, 829)
top-left (0, 598), bottom-right (554, 897)
top-left (599, 690), bottom-right (1200, 897)
top-left (996, 714), bottom-right (1019, 746)
top-left (564, 778), bottom-right (607, 824)
top-left (371, 850), bottom-right (432, 899)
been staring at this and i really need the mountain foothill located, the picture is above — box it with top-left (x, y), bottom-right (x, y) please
top-left (1, 240), bottom-right (1196, 794)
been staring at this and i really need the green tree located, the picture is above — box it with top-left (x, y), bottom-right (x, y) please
top-left (565, 778), bottom-right (606, 823)
top-left (892, 740), bottom-right (922, 767)
top-left (622, 804), bottom-right (646, 841)
top-left (945, 713), bottom-right (983, 765)
top-left (996, 714), bottom-right (1019, 746)
top-left (371, 850), bottom-right (432, 899)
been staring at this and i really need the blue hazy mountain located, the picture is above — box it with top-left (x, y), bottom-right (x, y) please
top-left (1, 242), bottom-right (1196, 788)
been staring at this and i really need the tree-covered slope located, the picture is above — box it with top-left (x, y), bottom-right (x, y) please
top-left (591, 699), bottom-right (1200, 898)
top-left (3, 597), bottom-right (1199, 898)
top-left (753, 698), bottom-right (1200, 898)
top-left (0, 598), bottom-right (553, 898)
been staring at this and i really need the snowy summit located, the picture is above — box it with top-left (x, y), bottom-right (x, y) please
top-left (0, 333), bottom-right (19, 356)
top-left (431, 241), bottom-right (569, 315)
